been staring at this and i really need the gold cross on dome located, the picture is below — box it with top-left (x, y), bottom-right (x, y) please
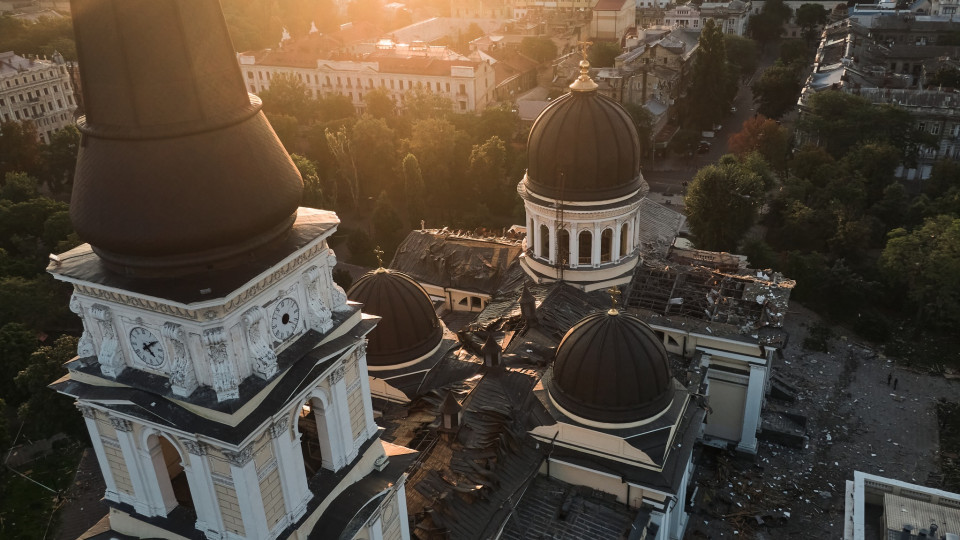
top-left (374, 246), bottom-right (384, 267)
top-left (578, 41), bottom-right (593, 62)
top-left (607, 286), bottom-right (622, 310)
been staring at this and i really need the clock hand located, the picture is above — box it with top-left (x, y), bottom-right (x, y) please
top-left (143, 341), bottom-right (158, 355)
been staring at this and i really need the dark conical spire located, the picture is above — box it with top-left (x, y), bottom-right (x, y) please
top-left (69, 0), bottom-right (303, 276)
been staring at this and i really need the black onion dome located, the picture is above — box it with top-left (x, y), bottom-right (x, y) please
top-left (549, 310), bottom-right (673, 424)
top-left (68, 0), bottom-right (303, 275)
top-left (347, 269), bottom-right (442, 367)
top-left (526, 89), bottom-right (644, 202)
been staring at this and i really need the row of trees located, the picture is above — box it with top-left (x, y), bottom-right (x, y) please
top-left (684, 91), bottom-right (960, 358)
top-left (257, 74), bottom-right (528, 262)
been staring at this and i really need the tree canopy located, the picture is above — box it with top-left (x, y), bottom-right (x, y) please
top-left (685, 19), bottom-right (737, 129)
top-left (751, 62), bottom-right (803, 119)
top-left (684, 157), bottom-right (766, 251)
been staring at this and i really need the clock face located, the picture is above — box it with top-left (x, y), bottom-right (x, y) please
top-left (271, 298), bottom-right (301, 341)
top-left (129, 327), bottom-right (165, 367)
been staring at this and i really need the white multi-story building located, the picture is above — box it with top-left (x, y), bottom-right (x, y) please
top-left (239, 41), bottom-right (497, 113)
top-left (0, 51), bottom-right (77, 143)
top-left (662, 0), bottom-right (752, 35)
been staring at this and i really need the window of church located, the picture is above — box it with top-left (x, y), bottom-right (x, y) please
top-left (540, 224), bottom-right (550, 259)
top-left (578, 231), bottom-right (592, 265)
top-left (601, 229), bottom-right (613, 263)
top-left (558, 229), bottom-right (570, 265)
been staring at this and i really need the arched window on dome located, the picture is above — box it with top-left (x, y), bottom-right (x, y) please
top-left (578, 230), bottom-right (592, 265)
top-left (557, 229), bottom-right (570, 265)
top-left (601, 228), bottom-right (613, 263)
top-left (540, 224), bottom-right (550, 260)
top-left (620, 223), bottom-right (630, 258)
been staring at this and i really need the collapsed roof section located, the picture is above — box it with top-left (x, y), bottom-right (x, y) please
top-left (390, 229), bottom-right (525, 296)
top-left (627, 242), bottom-right (795, 334)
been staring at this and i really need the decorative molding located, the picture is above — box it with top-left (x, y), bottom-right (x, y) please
top-left (69, 293), bottom-right (97, 358)
top-left (77, 404), bottom-right (96, 419)
top-left (162, 322), bottom-right (198, 397)
top-left (221, 242), bottom-right (328, 316)
top-left (109, 417), bottom-right (133, 432)
top-left (181, 439), bottom-right (208, 456)
top-left (223, 444), bottom-right (254, 467)
top-left (71, 241), bottom-right (328, 322)
top-left (203, 328), bottom-right (239, 401)
top-left (267, 417), bottom-right (289, 440)
top-left (74, 285), bottom-right (201, 321)
top-left (241, 306), bottom-right (278, 379)
top-left (210, 472), bottom-right (234, 487)
top-left (90, 304), bottom-right (126, 377)
top-left (327, 249), bottom-right (351, 312)
top-left (256, 459), bottom-right (278, 481)
top-left (101, 436), bottom-right (121, 450)
top-left (357, 339), bottom-right (368, 360)
top-left (302, 266), bottom-right (333, 333)
top-left (329, 365), bottom-right (345, 385)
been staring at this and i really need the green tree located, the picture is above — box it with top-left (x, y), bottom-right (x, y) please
top-left (316, 94), bottom-right (357, 122)
top-left (0, 121), bottom-right (42, 179)
top-left (1, 171), bottom-right (40, 203)
top-left (372, 191), bottom-right (405, 257)
top-left (880, 215), bottom-right (960, 329)
top-left (401, 153), bottom-right (426, 223)
top-left (41, 125), bottom-right (81, 196)
top-left (928, 67), bottom-right (960, 89)
top-left (795, 3), bottom-right (828, 42)
top-left (623, 103), bottom-right (655, 158)
top-left (15, 335), bottom-right (84, 439)
top-left (748, 0), bottom-right (792, 49)
top-left (588, 41), bottom-right (621, 68)
top-left (724, 35), bottom-right (759, 79)
top-left (469, 136), bottom-right (510, 213)
top-left (364, 87), bottom-right (398, 122)
top-left (686, 19), bottom-right (736, 129)
top-left (0, 322), bottom-right (38, 406)
top-left (325, 126), bottom-right (360, 209)
top-left (685, 158), bottom-right (766, 250)
top-left (266, 113), bottom-right (301, 152)
top-left (778, 39), bottom-right (810, 66)
top-left (351, 115), bottom-right (398, 199)
top-left (291, 153), bottom-right (327, 209)
top-left (520, 36), bottom-right (558, 63)
top-left (751, 62), bottom-right (802, 119)
top-left (259, 73), bottom-right (316, 120)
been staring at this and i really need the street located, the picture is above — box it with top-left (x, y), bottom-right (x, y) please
top-left (641, 47), bottom-right (780, 196)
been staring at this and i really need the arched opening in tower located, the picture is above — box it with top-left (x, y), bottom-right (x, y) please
top-left (578, 230), bottom-right (592, 265)
top-left (296, 397), bottom-right (333, 479)
top-left (601, 228), bottom-right (613, 263)
top-left (147, 434), bottom-right (193, 513)
top-left (539, 224), bottom-right (550, 259)
top-left (558, 229), bottom-right (570, 265)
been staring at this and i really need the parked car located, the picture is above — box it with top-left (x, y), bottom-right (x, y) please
top-left (697, 141), bottom-right (711, 154)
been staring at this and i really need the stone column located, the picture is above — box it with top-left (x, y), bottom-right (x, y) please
top-left (533, 219), bottom-right (542, 258)
top-left (613, 223), bottom-right (623, 262)
top-left (78, 405), bottom-right (119, 501)
top-left (180, 440), bottom-right (226, 538)
top-left (397, 476), bottom-right (411, 540)
top-left (548, 224), bottom-right (557, 264)
top-left (368, 508), bottom-right (384, 540)
top-left (570, 226), bottom-right (579, 268)
top-left (736, 364), bottom-right (767, 454)
top-left (592, 225), bottom-right (601, 266)
top-left (329, 365), bottom-right (357, 464)
top-left (147, 437), bottom-right (178, 513)
top-left (268, 418), bottom-right (310, 522)
top-left (111, 417), bottom-right (161, 516)
top-left (356, 343), bottom-right (378, 440)
top-left (225, 444), bottom-right (270, 539)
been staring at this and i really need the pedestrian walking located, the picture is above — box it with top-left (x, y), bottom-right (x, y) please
top-left (887, 373), bottom-right (892, 386)
top-left (893, 378), bottom-right (899, 390)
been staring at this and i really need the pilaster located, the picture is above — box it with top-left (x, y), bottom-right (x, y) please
top-left (180, 440), bottom-right (226, 539)
top-left (77, 405), bottom-right (119, 500)
top-left (268, 417), bottom-right (311, 522)
top-left (329, 365), bottom-right (356, 464)
top-left (225, 444), bottom-right (270, 539)
top-left (111, 417), bottom-right (158, 516)
top-left (736, 364), bottom-right (767, 454)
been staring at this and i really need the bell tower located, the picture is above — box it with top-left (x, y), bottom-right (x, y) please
top-left (48, 1), bottom-right (410, 539)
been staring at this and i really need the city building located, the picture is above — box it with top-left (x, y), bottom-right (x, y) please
top-left (661, 0), bottom-right (751, 35)
top-left (0, 50), bottom-right (77, 143)
top-left (798, 17), bottom-right (960, 179)
top-left (590, 0), bottom-right (638, 41)
top-left (50, 2), bottom-right (411, 538)
top-left (238, 40), bottom-right (496, 113)
top-left (844, 471), bottom-right (960, 539)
